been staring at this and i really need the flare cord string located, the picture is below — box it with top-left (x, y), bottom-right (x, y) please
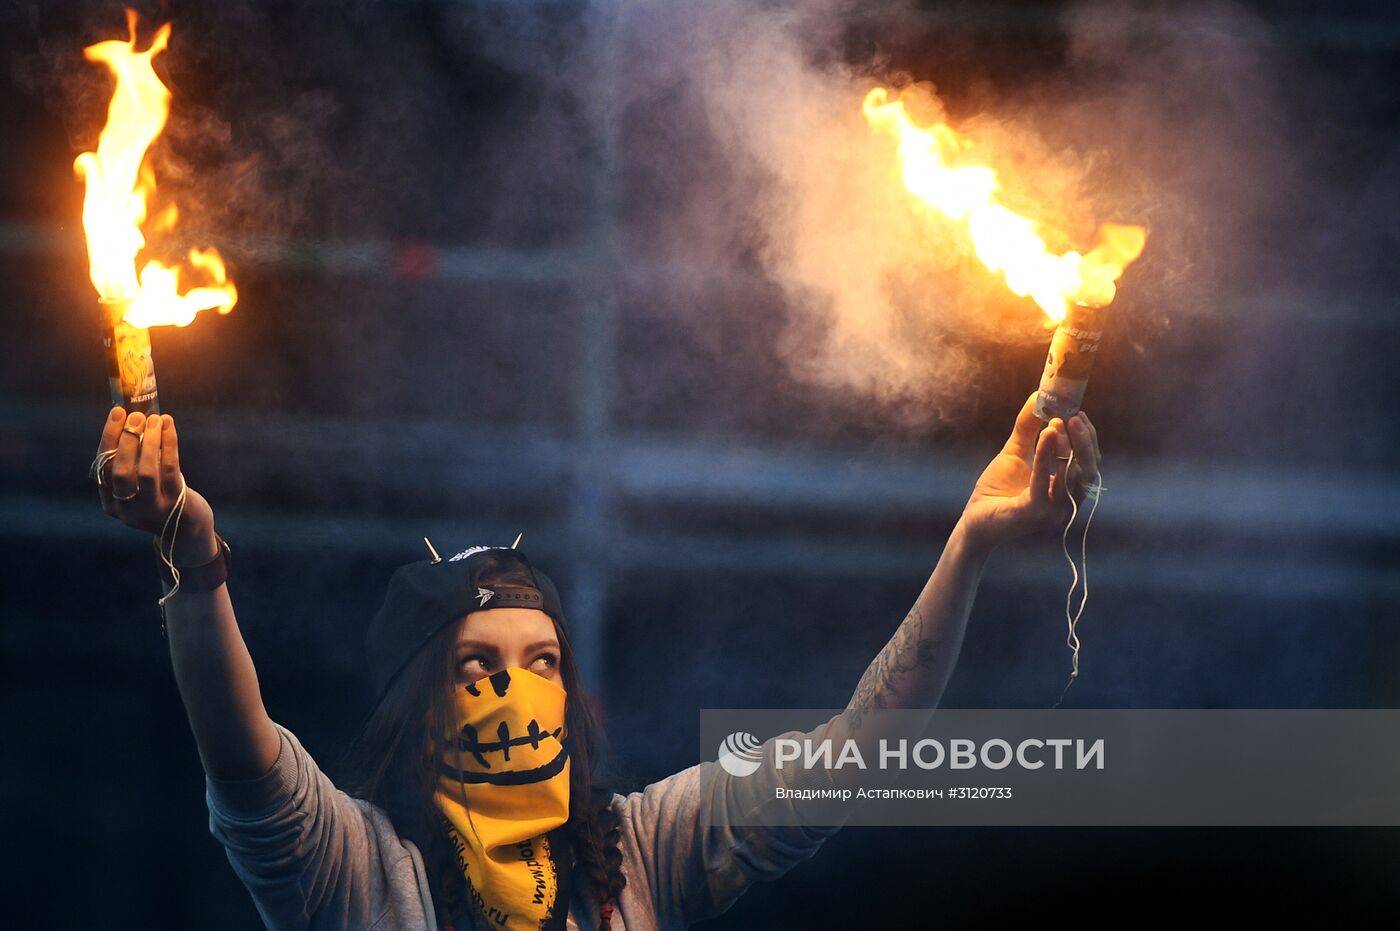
top-left (1053, 447), bottom-right (1103, 708)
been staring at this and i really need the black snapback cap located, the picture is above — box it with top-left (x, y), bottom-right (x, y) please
top-left (365, 546), bottom-right (567, 704)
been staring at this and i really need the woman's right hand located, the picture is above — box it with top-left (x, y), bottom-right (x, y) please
top-left (95, 407), bottom-right (218, 564)
top-left (97, 408), bottom-right (279, 780)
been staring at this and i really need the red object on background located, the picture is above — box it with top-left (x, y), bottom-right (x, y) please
top-left (395, 242), bottom-right (440, 279)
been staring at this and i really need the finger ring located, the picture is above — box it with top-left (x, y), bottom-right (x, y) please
top-left (122, 424), bottom-right (144, 438)
top-left (112, 487), bottom-right (139, 501)
top-left (1055, 454), bottom-right (1072, 461)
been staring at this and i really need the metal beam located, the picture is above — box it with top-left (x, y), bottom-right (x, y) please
top-left (2, 495), bottom-right (1394, 601)
top-left (6, 217), bottom-right (1396, 331)
top-left (10, 400), bottom-right (1400, 537)
top-left (562, 0), bottom-right (625, 684)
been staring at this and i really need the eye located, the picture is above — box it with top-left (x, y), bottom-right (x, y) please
top-left (531, 653), bottom-right (558, 673)
top-left (457, 654), bottom-right (492, 679)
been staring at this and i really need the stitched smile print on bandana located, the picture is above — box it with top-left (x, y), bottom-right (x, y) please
top-left (435, 667), bottom-right (573, 931)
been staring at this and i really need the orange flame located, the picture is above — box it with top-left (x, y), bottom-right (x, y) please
top-left (863, 87), bottom-right (1146, 322)
top-left (73, 9), bottom-right (236, 328)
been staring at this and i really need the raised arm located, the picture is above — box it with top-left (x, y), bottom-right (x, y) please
top-left (96, 407), bottom-right (426, 929)
top-left (621, 395), bottom-right (1104, 926)
top-left (831, 394), bottom-right (1102, 778)
top-left (96, 407), bottom-right (280, 780)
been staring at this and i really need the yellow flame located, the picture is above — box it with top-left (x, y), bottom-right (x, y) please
top-left (863, 87), bottom-right (1146, 322)
top-left (73, 9), bottom-right (236, 327)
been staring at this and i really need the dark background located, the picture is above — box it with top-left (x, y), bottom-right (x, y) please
top-left (3, 0), bottom-right (1398, 926)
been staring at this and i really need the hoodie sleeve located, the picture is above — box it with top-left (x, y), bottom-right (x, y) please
top-left (204, 722), bottom-right (421, 931)
top-left (614, 712), bottom-right (853, 927)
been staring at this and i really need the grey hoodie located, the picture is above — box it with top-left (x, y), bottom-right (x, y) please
top-left (207, 719), bottom-right (850, 930)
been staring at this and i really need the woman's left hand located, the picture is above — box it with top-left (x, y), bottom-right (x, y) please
top-left (959, 392), bottom-right (1101, 553)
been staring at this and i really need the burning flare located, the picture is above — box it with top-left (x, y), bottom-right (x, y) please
top-left (863, 87), bottom-right (1145, 322)
top-left (73, 9), bottom-right (236, 328)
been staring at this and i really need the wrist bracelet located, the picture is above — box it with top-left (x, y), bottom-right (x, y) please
top-left (154, 532), bottom-right (231, 593)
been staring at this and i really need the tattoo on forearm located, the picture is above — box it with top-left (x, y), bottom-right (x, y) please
top-left (845, 601), bottom-right (945, 729)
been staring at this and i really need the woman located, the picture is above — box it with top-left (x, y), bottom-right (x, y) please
top-left (92, 394), bottom-right (1099, 930)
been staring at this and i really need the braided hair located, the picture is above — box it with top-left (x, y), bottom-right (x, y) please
top-left (563, 682), bottom-right (627, 929)
top-left (342, 607), bottom-right (628, 928)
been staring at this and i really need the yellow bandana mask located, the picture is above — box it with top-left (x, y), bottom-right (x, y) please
top-left (435, 667), bottom-right (572, 931)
